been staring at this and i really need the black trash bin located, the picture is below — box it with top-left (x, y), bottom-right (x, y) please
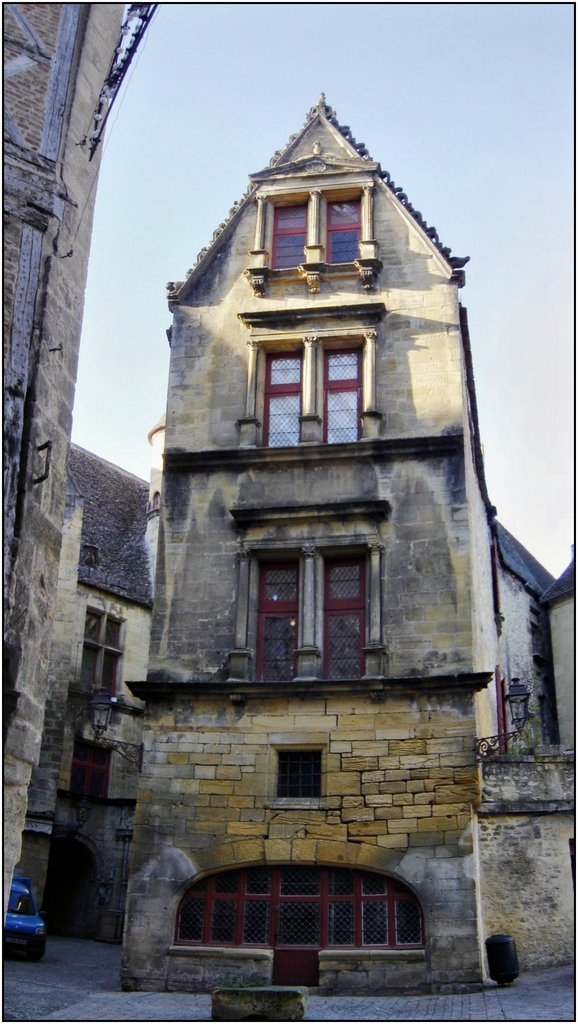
top-left (485, 933), bottom-right (519, 985)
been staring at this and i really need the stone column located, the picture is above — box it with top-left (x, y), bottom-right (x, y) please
top-left (361, 330), bottom-right (382, 439)
top-left (237, 339), bottom-right (260, 446)
top-left (357, 184), bottom-right (382, 290)
top-left (300, 335), bottom-right (322, 443)
top-left (295, 545), bottom-right (321, 679)
top-left (364, 542), bottom-right (387, 678)
top-left (245, 196), bottom-right (270, 294)
top-left (227, 547), bottom-right (252, 680)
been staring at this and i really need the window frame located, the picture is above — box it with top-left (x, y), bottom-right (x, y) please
top-left (323, 556), bottom-right (366, 679)
top-left (79, 609), bottom-right (123, 695)
top-left (323, 348), bottom-right (362, 444)
top-left (70, 740), bottom-right (110, 798)
top-left (176, 867), bottom-right (424, 950)
top-left (271, 204), bottom-right (308, 269)
top-left (277, 750), bottom-right (322, 799)
top-left (263, 352), bottom-right (303, 448)
top-left (256, 561), bottom-right (300, 681)
top-left (326, 198), bottom-right (361, 264)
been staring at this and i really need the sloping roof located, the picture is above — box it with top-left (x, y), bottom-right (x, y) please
top-left (68, 444), bottom-right (153, 607)
top-left (495, 521), bottom-right (555, 598)
top-left (542, 556), bottom-right (575, 603)
top-left (169, 95), bottom-right (468, 298)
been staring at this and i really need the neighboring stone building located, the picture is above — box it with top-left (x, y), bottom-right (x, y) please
top-left (542, 553), bottom-right (575, 751)
top-left (15, 445), bottom-right (154, 942)
top-left (119, 97), bottom-right (573, 994)
top-left (3, 2), bottom-right (125, 909)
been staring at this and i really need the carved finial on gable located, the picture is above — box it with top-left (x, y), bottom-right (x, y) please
top-left (312, 141), bottom-right (322, 156)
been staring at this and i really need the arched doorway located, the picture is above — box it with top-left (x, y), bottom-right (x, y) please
top-left (176, 866), bottom-right (424, 986)
top-left (42, 836), bottom-right (98, 937)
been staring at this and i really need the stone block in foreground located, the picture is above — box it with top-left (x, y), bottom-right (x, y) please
top-left (211, 985), bottom-right (309, 1021)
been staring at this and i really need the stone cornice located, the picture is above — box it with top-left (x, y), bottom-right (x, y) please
top-left (230, 498), bottom-right (390, 527)
top-left (163, 434), bottom-right (464, 474)
top-left (238, 302), bottom-right (385, 330)
top-left (127, 671), bottom-right (492, 704)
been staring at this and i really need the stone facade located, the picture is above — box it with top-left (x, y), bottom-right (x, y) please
top-left (3, 2), bottom-right (124, 911)
top-left (121, 98), bottom-right (514, 995)
top-left (16, 445), bottom-right (153, 942)
top-left (478, 753), bottom-right (574, 968)
top-left (542, 556), bottom-right (575, 750)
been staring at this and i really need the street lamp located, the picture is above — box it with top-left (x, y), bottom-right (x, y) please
top-left (506, 679), bottom-right (531, 731)
top-left (89, 690), bottom-right (143, 769)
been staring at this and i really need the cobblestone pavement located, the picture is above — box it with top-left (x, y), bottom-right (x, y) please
top-left (3, 937), bottom-right (575, 1021)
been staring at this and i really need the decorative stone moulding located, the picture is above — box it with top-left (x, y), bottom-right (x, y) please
top-left (355, 257), bottom-right (383, 291)
top-left (244, 267), bottom-right (269, 297)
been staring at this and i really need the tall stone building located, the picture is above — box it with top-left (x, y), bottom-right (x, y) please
top-left (2, 4), bottom-right (155, 910)
top-left (15, 445), bottom-right (154, 943)
top-left (121, 98), bottom-right (573, 993)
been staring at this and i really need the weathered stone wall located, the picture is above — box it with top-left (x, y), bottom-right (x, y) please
top-left (548, 595), bottom-right (574, 749)
top-left (3, 4), bottom-right (124, 909)
top-left (477, 754), bottom-right (574, 971)
top-left (123, 687), bottom-right (484, 993)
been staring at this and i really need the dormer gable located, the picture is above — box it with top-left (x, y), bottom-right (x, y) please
top-left (168, 96), bottom-right (468, 306)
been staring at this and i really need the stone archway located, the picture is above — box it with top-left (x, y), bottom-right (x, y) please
top-left (42, 835), bottom-right (98, 937)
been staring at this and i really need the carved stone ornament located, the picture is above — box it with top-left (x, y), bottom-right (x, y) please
top-left (244, 268), bottom-right (268, 297)
top-left (354, 258), bottom-right (382, 291)
top-left (299, 265), bottom-right (322, 293)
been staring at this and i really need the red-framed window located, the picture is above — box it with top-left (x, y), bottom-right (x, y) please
top-left (70, 741), bottom-right (110, 797)
top-left (327, 199), bottom-right (360, 263)
top-left (264, 354), bottom-right (302, 447)
top-left (272, 205), bottom-right (307, 269)
top-left (176, 867), bottom-right (424, 949)
top-left (278, 751), bottom-right (321, 798)
top-left (256, 562), bottom-right (299, 681)
top-left (324, 558), bottom-right (365, 679)
top-left (79, 610), bottom-right (123, 694)
top-left (324, 349), bottom-right (361, 444)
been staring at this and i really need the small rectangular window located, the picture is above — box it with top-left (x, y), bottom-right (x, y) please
top-left (79, 610), bottom-right (123, 694)
top-left (70, 741), bottom-right (109, 797)
top-left (278, 751), bottom-right (321, 798)
top-left (272, 205), bottom-right (307, 269)
top-left (327, 200), bottom-right (360, 263)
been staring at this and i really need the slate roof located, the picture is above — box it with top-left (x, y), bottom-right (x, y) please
top-left (495, 521), bottom-right (555, 598)
top-left (68, 444), bottom-right (153, 607)
top-left (542, 556), bottom-right (575, 604)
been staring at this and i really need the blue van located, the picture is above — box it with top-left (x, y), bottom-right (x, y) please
top-left (4, 875), bottom-right (46, 960)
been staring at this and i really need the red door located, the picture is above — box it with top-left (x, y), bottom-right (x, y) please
top-left (272, 901), bottom-right (320, 986)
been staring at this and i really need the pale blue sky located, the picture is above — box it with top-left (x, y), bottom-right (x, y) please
top-left (72, 2), bottom-right (574, 578)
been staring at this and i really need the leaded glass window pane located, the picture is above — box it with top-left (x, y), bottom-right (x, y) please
top-left (327, 352), bottom-right (359, 381)
top-left (328, 869), bottom-right (354, 895)
top-left (280, 867), bottom-right (320, 895)
top-left (329, 564), bottom-right (361, 601)
top-left (268, 395), bottom-right (300, 447)
top-left (329, 902), bottom-right (354, 945)
top-left (327, 613), bottom-right (361, 678)
top-left (330, 230), bottom-right (359, 262)
top-left (362, 902), bottom-right (388, 944)
top-left (105, 618), bottom-right (121, 647)
top-left (277, 207), bottom-right (307, 229)
top-left (246, 868), bottom-right (271, 895)
top-left (264, 568), bottom-right (298, 603)
top-left (328, 202), bottom-right (359, 226)
top-left (211, 901), bottom-right (236, 942)
top-left (327, 391), bottom-right (358, 443)
top-left (270, 357), bottom-right (301, 386)
top-left (362, 873), bottom-right (387, 895)
top-left (395, 900), bottom-right (422, 944)
top-left (262, 616), bottom-right (296, 680)
top-left (278, 903), bottom-right (319, 945)
top-left (243, 901), bottom-right (270, 944)
top-left (214, 872), bottom-right (238, 893)
top-left (179, 897), bottom-right (204, 941)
